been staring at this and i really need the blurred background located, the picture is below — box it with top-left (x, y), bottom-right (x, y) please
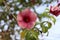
top-left (0, 0), bottom-right (60, 40)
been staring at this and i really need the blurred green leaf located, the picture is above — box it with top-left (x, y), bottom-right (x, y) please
top-left (20, 30), bottom-right (26, 39)
top-left (0, 0), bottom-right (6, 6)
top-left (38, 10), bottom-right (56, 24)
top-left (41, 21), bottom-right (52, 29)
top-left (17, 0), bottom-right (42, 7)
top-left (9, 20), bottom-right (16, 28)
top-left (49, 16), bottom-right (56, 24)
top-left (25, 29), bottom-right (39, 40)
top-left (42, 27), bottom-right (48, 33)
top-left (18, 0), bottom-right (25, 3)
top-left (0, 0), bottom-right (3, 5)
top-left (37, 0), bottom-right (42, 5)
top-left (40, 21), bottom-right (52, 33)
top-left (0, 25), bottom-right (5, 30)
top-left (1, 12), bottom-right (8, 22)
top-left (14, 6), bottom-right (19, 11)
top-left (0, 0), bottom-right (3, 3)
top-left (44, 0), bottom-right (53, 4)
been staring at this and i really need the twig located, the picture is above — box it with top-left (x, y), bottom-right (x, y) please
top-left (3, 0), bottom-right (17, 21)
top-left (35, 27), bottom-right (42, 34)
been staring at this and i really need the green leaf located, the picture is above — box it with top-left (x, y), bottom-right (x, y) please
top-left (43, 0), bottom-right (53, 4)
top-left (41, 21), bottom-right (52, 29)
top-left (38, 12), bottom-right (56, 24)
top-left (40, 21), bottom-right (52, 33)
top-left (25, 30), bottom-right (39, 40)
top-left (37, 0), bottom-right (42, 5)
top-left (31, 31), bottom-right (39, 40)
top-left (48, 22), bottom-right (52, 29)
top-left (42, 27), bottom-right (48, 33)
top-left (0, 0), bottom-right (3, 4)
top-left (0, 0), bottom-right (6, 6)
top-left (49, 16), bottom-right (56, 24)
top-left (0, 25), bottom-right (5, 30)
top-left (38, 12), bottom-right (50, 21)
top-left (14, 6), bottom-right (19, 11)
top-left (20, 31), bottom-right (26, 38)
top-left (39, 6), bottom-right (56, 24)
top-left (9, 20), bottom-right (16, 28)
top-left (1, 13), bottom-right (8, 22)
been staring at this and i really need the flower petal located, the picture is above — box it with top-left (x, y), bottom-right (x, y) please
top-left (17, 8), bottom-right (37, 30)
top-left (27, 22), bottom-right (35, 30)
top-left (18, 21), bottom-right (27, 29)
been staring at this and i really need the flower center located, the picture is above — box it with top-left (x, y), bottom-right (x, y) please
top-left (23, 17), bottom-right (30, 23)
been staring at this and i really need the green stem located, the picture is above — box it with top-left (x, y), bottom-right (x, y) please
top-left (32, 7), bottom-right (40, 19)
top-left (35, 27), bottom-right (42, 34)
top-left (32, 7), bottom-right (38, 15)
top-left (12, 14), bottom-right (17, 20)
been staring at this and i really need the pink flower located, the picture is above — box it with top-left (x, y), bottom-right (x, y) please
top-left (17, 8), bottom-right (37, 30)
top-left (50, 5), bottom-right (60, 16)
